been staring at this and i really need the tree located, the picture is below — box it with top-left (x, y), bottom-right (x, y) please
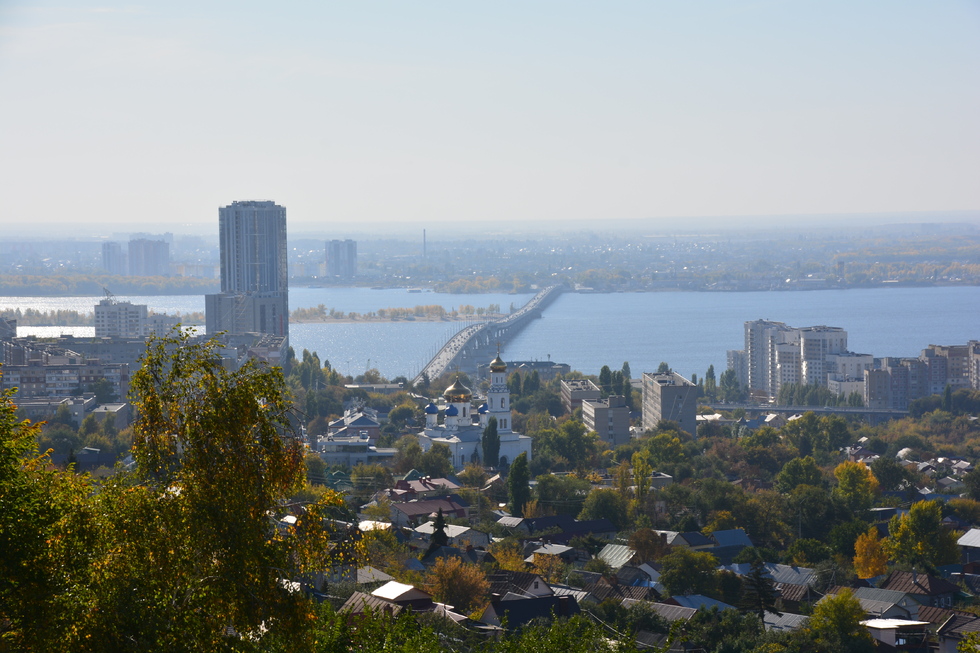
top-left (628, 529), bottom-right (671, 563)
top-left (776, 456), bottom-right (823, 493)
top-left (943, 384), bottom-right (953, 412)
top-left (853, 527), bottom-right (889, 579)
top-left (482, 416), bottom-right (500, 468)
top-left (886, 499), bottom-right (960, 569)
top-left (718, 368), bottom-right (743, 403)
top-left (0, 374), bottom-right (92, 651)
top-left (508, 452), bottom-right (531, 517)
top-left (107, 331), bottom-right (352, 650)
top-left (577, 489), bottom-right (629, 530)
top-left (784, 538), bottom-right (832, 565)
top-left (91, 377), bottom-right (118, 403)
top-left (659, 548), bottom-right (719, 596)
top-left (704, 365), bottom-right (717, 400)
top-left (739, 555), bottom-right (780, 621)
top-left (657, 362), bottom-right (670, 374)
top-left (808, 589), bottom-right (875, 653)
top-left (632, 450), bottom-right (653, 505)
top-left (599, 365), bottom-right (612, 395)
top-left (536, 473), bottom-right (591, 515)
top-left (423, 556), bottom-right (488, 614)
top-left (870, 455), bottom-right (915, 493)
top-left (833, 461), bottom-right (879, 512)
top-left (419, 442), bottom-right (453, 478)
top-left (427, 508), bottom-right (449, 554)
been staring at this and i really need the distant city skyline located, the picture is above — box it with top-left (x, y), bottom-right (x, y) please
top-left (1, 2), bottom-right (978, 230)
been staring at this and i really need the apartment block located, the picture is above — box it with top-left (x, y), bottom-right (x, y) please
top-left (642, 372), bottom-right (698, 437)
top-left (582, 395), bottom-right (631, 448)
top-left (560, 378), bottom-right (601, 413)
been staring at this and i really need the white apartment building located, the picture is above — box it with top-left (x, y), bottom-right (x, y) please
top-left (94, 299), bottom-right (148, 338)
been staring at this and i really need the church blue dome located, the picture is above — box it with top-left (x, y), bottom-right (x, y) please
top-left (445, 404), bottom-right (459, 417)
top-left (478, 403), bottom-right (489, 414)
top-left (424, 402), bottom-right (439, 415)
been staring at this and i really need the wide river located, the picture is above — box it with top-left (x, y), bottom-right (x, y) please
top-left (4, 286), bottom-right (978, 381)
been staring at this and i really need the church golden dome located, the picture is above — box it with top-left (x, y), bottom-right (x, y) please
top-left (443, 377), bottom-right (472, 403)
top-left (489, 354), bottom-right (507, 373)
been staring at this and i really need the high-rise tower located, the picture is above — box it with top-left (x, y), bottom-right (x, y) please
top-left (206, 200), bottom-right (288, 340)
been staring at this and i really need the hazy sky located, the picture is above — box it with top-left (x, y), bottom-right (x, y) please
top-left (1, 1), bottom-right (978, 234)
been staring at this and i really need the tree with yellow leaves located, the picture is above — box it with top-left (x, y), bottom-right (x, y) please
top-left (853, 527), bottom-right (889, 579)
top-left (833, 460), bottom-right (879, 512)
top-left (423, 556), bottom-right (489, 614)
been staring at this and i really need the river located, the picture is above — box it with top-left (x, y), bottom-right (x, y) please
top-left (5, 286), bottom-right (978, 381)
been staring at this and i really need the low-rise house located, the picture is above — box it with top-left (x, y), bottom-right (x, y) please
top-left (412, 522), bottom-right (490, 549)
top-left (827, 586), bottom-right (923, 619)
top-left (937, 613), bottom-right (980, 653)
top-left (481, 594), bottom-right (580, 629)
top-left (488, 570), bottom-right (553, 598)
top-left (395, 476), bottom-right (461, 499)
top-left (879, 570), bottom-right (961, 609)
top-left (664, 595), bottom-right (735, 611)
top-left (583, 577), bottom-right (659, 603)
top-left (861, 618), bottom-right (930, 653)
top-left (958, 529), bottom-right (980, 564)
top-left (764, 612), bottom-right (808, 633)
top-left (597, 544), bottom-right (638, 571)
top-left (389, 497), bottom-right (470, 527)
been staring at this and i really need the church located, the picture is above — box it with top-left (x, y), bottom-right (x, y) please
top-left (417, 354), bottom-right (532, 470)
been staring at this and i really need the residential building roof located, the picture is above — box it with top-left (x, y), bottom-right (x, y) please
top-left (763, 611), bottom-right (808, 632)
top-left (880, 570), bottom-right (960, 597)
top-left (958, 528), bottom-right (980, 549)
top-left (711, 528), bottom-right (753, 548)
top-left (488, 570), bottom-right (552, 597)
top-left (484, 595), bottom-right (580, 629)
top-left (372, 581), bottom-right (431, 603)
top-left (597, 544), bottom-right (636, 570)
top-left (340, 591), bottom-right (403, 616)
top-left (680, 532), bottom-right (713, 548)
top-left (666, 595), bottom-right (735, 611)
top-left (720, 563), bottom-right (816, 587)
top-left (357, 566), bottom-right (394, 585)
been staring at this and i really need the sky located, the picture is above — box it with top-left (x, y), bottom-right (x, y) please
top-left (0, 1), bottom-right (978, 235)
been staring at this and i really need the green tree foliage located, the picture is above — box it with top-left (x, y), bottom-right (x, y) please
top-left (427, 508), bottom-right (449, 553)
top-left (2, 332), bottom-right (359, 651)
top-left (508, 451), bottom-right (531, 517)
top-left (807, 589), bottom-right (875, 653)
top-left (419, 442), bottom-right (453, 478)
top-left (482, 416), bottom-right (500, 468)
top-left (776, 456), bottom-right (823, 493)
top-left (833, 460), bottom-right (879, 512)
top-left (577, 488), bottom-right (629, 530)
top-left (536, 473), bottom-right (591, 515)
top-left (738, 555), bottom-right (780, 621)
top-left (0, 381), bottom-right (91, 650)
top-left (599, 366), bottom-right (612, 395)
top-left (659, 548), bottom-right (719, 596)
top-left (656, 362), bottom-right (670, 374)
top-left (704, 364), bottom-right (717, 400)
top-left (718, 368), bottom-right (744, 403)
top-left (886, 499), bottom-right (960, 569)
top-left (870, 455), bottom-right (916, 492)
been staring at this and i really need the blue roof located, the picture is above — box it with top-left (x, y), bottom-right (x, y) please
top-left (712, 529), bottom-right (753, 548)
top-left (445, 404), bottom-right (459, 416)
top-left (425, 402), bottom-right (439, 414)
top-left (478, 403), bottom-right (489, 414)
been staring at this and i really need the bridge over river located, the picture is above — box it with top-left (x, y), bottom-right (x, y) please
top-left (412, 285), bottom-right (563, 385)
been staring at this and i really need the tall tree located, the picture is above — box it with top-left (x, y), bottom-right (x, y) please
top-left (886, 499), bottom-right (960, 569)
top-left (739, 555), bottom-right (780, 621)
top-left (427, 508), bottom-right (449, 554)
top-left (657, 362), bottom-right (671, 375)
top-left (853, 527), bottom-right (889, 579)
top-left (621, 361), bottom-right (631, 383)
top-left (704, 365), bottom-right (717, 400)
top-left (833, 461), bottom-right (879, 512)
top-left (599, 365), bottom-right (612, 395)
top-left (482, 416), bottom-right (500, 468)
top-left (508, 452), bottom-right (531, 517)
